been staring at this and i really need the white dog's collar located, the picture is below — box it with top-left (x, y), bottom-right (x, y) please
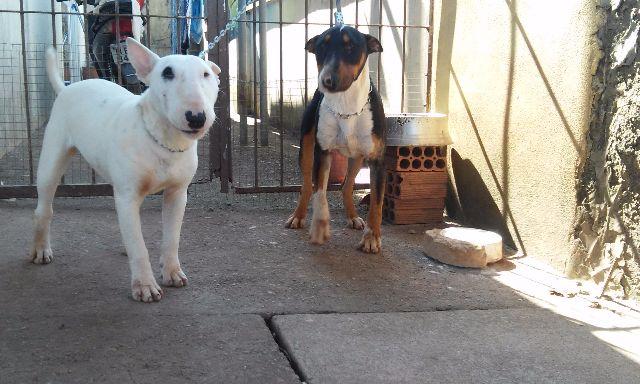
top-left (142, 125), bottom-right (188, 153)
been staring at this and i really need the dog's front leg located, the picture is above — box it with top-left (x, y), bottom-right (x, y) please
top-left (343, 155), bottom-right (365, 229)
top-left (114, 193), bottom-right (163, 302)
top-left (310, 150), bottom-right (332, 244)
top-left (160, 186), bottom-right (189, 287)
top-left (359, 159), bottom-right (386, 254)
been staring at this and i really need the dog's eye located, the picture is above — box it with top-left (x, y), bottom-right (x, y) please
top-left (161, 66), bottom-right (174, 80)
top-left (204, 72), bottom-right (210, 78)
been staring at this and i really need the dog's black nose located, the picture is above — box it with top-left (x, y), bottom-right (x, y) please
top-left (322, 74), bottom-right (337, 90)
top-left (185, 110), bottom-right (206, 129)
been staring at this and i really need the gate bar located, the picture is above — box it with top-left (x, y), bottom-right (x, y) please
top-left (19, 0), bottom-right (35, 185)
top-left (234, 183), bottom-right (370, 195)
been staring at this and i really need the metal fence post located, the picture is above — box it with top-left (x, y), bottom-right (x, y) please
top-left (207, 0), bottom-right (231, 192)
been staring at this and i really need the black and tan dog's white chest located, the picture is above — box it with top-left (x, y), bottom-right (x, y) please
top-left (286, 25), bottom-right (387, 254)
top-left (315, 76), bottom-right (385, 159)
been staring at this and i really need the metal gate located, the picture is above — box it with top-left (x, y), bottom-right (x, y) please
top-left (0, 0), bottom-right (433, 198)
top-left (219, 0), bottom-right (434, 194)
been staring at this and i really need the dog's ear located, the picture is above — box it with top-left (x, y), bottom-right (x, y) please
top-left (126, 37), bottom-right (159, 83)
top-left (305, 35), bottom-right (320, 54)
top-left (364, 34), bottom-right (383, 54)
top-left (207, 61), bottom-right (221, 76)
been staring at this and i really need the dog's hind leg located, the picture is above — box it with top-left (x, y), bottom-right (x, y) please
top-left (31, 127), bottom-right (75, 264)
top-left (114, 192), bottom-right (163, 302)
top-left (359, 158), bottom-right (386, 254)
top-left (160, 186), bottom-right (189, 287)
top-left (309, 149), bottom-right (332, 244)
top-left (342, 155), bottom-right (365, 230)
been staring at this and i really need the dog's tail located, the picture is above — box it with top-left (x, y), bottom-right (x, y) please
top-left (45, 47), bottom-right (65, 95)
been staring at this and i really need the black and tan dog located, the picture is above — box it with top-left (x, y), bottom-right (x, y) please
top-left (285, 25), bottom-right (386, 254)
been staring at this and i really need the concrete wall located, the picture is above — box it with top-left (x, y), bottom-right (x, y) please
top-left (431, 0), bottom-right (602, 271)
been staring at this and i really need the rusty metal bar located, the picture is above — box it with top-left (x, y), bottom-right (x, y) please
top-left (304, 0), bottom-right (309, 107)
top-left (145, 0), bottom-right (151, 46)
top-left (218, 0), bottom-right (231, 192)
top-left (51, 0), bottom-right (63, 185)
top-left (234, 183), bottom-right (370, 195)
top-left (238, 0), bottom-right (248, 146)
top-left (330, 0), bottom-right (333, 27)
top-left (377, 0), bottom-right (383, 91)
top-left (50, 0), bottom-right (57, 47)
top-left (115, 0), bottom-right (123, 86)
top-left (0, 184), bottom-right (114, 199)
top-left (279, 0), bottom-right (284, 186)
top-left (176, 0), bottom-right (183, 53)
top-left (206, 0), bottom-right (231, 192)
top-left (426, 0), bottom-right (434, 111)
top-left (400, 0), bottom-right (407, 112)
top-left (207, 0), bottom-right (219, 181)
top-left (252, 2), bottom-right (258, 188)
top-left (19, 0), bottom-right (34, 185)
top-left (258, 0), bottom-right (269, 146)
top-left (0, 9), bottom-right (205, 20)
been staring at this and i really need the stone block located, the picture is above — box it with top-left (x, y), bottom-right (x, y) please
top-left (423, 227), bottom-right (503, 268)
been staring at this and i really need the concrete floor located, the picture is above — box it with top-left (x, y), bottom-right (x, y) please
top-left (1, 194), bottom-right (639, 383)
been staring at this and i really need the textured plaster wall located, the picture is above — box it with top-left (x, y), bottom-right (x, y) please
top-left (573, 0), bottom-right (640, 300)
top-left (431, 0), bottom-right (602, 271)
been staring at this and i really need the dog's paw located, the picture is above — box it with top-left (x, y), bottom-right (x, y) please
top-left (131, 277), bottom-right (163, 303)
top-left (310, 219), bottom-right (330, 244)
top-left (161, 266), bottom-right (188, 288)
top-left (359, 227), bottom-right (382, 254)
top-left (286, 214), bottom-right (306, 229)
top-left (346, 216), bottom-right (365, 230)
top-left (31, 247), bottom-right (53, 265)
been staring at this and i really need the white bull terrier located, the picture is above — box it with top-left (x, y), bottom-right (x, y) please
top-left (31, 38), bottom-right (220, 302)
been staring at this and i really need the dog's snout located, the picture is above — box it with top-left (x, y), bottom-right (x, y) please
top-left (185, 110), bottom-right (206, 129)
top-left (322, 74), bottom-right (337, 90)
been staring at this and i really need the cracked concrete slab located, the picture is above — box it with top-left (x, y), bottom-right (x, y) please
top-left (272, 308), bottom-right (640, 384)
top-left (0, 197), bottom-right (531, 317)
top-left (0, 313), bottom-right (298, 383)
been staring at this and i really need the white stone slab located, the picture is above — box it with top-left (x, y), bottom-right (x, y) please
top-left (423, 227), bottom-right (503, 268)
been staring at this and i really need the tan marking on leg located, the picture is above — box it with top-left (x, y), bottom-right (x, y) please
top-left (360, 159), bottom-right (385, 254)
top-left (343, 155), bottom-right (365, 229)
top-left (310, 152), bottom-right (332, 244)
top-left (138, 172), bottom-right (155, 197)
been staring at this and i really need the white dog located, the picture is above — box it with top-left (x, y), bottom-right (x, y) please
top-left (32, 38), bottom-right (220, 302)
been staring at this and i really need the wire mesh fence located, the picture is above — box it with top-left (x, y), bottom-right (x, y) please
top-left (0, 0), bottom-right (433, 198)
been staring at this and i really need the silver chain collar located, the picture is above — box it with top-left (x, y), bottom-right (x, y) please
top-left (322, 83), bottom-right (372, 120)
top-left (143, 125), bottom-right (188, 153)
